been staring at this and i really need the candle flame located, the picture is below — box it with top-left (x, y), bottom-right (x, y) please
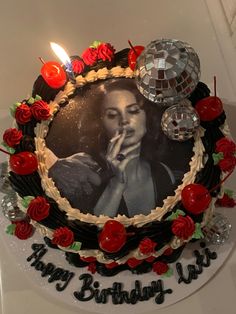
top-left (50, 42), bottom-right (71, 66)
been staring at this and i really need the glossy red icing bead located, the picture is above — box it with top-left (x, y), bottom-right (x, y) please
top-left (9, 152), bottom-right (38, 175)
top-left (181, 183), bottom-right (212, 215)
top-left (98, 220), bottom-right (127, 253)
top-left (41, 61), bottom-right (67, 89)
top-left (195, 96), bottom-right (223, 121)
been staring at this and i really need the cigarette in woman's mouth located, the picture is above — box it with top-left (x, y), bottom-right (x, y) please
top-left (110, 133), bottom-right (122, 143)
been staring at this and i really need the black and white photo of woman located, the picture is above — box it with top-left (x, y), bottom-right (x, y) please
top-left (45, 78), bottom-right (193, 217)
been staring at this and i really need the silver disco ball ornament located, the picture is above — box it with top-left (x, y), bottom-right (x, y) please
top-left (202, 212), bottom-right (231, 245)
top-left (135, 39), bottom-right (200, 105)
top-left (1, 192), bottom-right (26, 222)
top-left (161, 99), bottom-right (200, 141)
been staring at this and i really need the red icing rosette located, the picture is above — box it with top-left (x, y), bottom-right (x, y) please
top-left (52, 227), bottom-right (74, 247)
top-left (80, 256), bottom-right (96, 263)
top-left (127, 257), bottom-right (143, 268)
top-left (31, 100), bottom-right (51, 121)
top-left (105, 261), bottom-right (119, 269)
top-left (145, 256), bottom-right (156, 263)
top-left (3, 128), bottom-right (23, 147)
top-left (215, 137), bottom-right (236, 157)
top-left (82, 47), bottom-right (98, 66)
top-left (218, 155), bottom-right (236, 172)
top-left (97, 43), bottom-right (115, 62)
top-left (15, 104), bottom-right (32, 124)
top-left (152, 261), bottom-right (169, 275)
top-left (138, 237), bottom-right (157, 255)
top-left (14, 221), bottom-right (34, 240)
top-left (171, 215), bottom-right (195, 240)
top-left (216, 193), bottom-right (236, 207)
top-left (72, 59), bottom-right (85, 74)
top-left (27, 196), bottom-right (50, 221)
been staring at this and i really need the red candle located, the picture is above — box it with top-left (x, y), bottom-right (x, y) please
top-left (41, 61), bottom-right (67, 89)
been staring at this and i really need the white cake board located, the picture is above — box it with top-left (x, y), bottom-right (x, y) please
top-left (0, 207), bottom-right (235, 314)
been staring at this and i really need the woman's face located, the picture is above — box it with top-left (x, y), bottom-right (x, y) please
top-left (101, 89), bottom-right (146, 147)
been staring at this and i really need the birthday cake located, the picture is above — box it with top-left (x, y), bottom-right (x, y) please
top-left (1, 38), bottom-right (236, 279)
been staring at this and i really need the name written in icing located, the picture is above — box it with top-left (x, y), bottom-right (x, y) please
top-left (176, 246), bottom-right (217, 284)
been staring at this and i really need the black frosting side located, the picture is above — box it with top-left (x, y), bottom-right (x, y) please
top-left (8, 48), bottom-right (225, 274)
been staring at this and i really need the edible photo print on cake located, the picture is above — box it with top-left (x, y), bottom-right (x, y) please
top-left (45, 78), bottom-right (194, 217)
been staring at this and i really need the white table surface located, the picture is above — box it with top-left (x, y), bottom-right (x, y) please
top-left (1, 1), bottom-right (236, 313)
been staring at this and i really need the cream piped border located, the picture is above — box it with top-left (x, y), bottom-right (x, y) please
top-left (34, 66), bottom-right (206, 228)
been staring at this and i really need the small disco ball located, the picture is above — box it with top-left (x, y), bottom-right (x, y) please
top-left (202, 212), bottom-right (231, 245)
top-left (161, 100), bottom-right (200, 141)
top-left (135, 39), bottom-right (200, 105)
top-left (1, 192), bottom-right (26, 222)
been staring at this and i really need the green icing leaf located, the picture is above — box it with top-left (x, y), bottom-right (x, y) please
top-left (27, 97), bottom-right (35, 105)
top-left (1, 142), bottom-right (15, 154)
top-left (165, 209), bottom-right (185, 221)
top-left (90, 40), bottom-right (102, 48)
top-left (175, 209), bottom-right (186, 217)
top-left (161, 267), bottom-right (173, 278)
top-left (212, 152), bottom-right (224, 165)
top-left (6, 224), bottom-right (16, 235)
top-left (10, 102), bottom-right (21, 117)
top-left (192, 223), bottom-right (204, 240)
top-left (35, 95), bottom-right (42, 101)
top-left (21, 196), bottom-right (35, 208)
top-left (224, 189), bottom-right (234, 198)
top-left (69, 241), bottom-right (82, 251)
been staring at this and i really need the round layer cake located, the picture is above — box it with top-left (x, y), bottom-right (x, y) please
top-left (3, 40), bottom-right (233, 276)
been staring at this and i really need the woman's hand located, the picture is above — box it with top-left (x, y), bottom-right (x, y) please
top-left (106, 130), bottom-right (140, 184)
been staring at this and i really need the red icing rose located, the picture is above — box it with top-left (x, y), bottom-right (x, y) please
top-left (14, 221), bottom-right (33, 240)
top-left (218, 155), bottom-right (236, 172)
top-left (3, 128), bottom-right (23, 147)
top-left (27, 196), bottom-right (50, 221)
top-left (97, 43), bottom-right (115, 62)
top-left (52, 227), bottom-right (74, 247)
top-left (145, 256), bottom-right (156, 263)
top-left (105, 261), bottom-right (119, 269)
top-left (31, 100), bottom-right (51, 121)
top-left (127, 257), bottom-right (143, 268)
top-left (88, 262), bottom-right (96, 274)
top-left (215, 137), bottom-right (236, 157)
top-left (15, 104), bottom-right (32, 124)
top-left (152, 261), bottom-right (169, 275)
top-left (163, 247), bottom-right (174, 256)
top-left (82, 47), bottom-right (98, 66)
top-left (216, 193), bottom-right (236, 207)
top-left (139, 237), bottom-right (157, 255)
top-left (72, 59), bottom-right (85, 74)
top-left (171, 215), bottom-right (195, 240)
top-left (80, 256), bottom-right (97, 263)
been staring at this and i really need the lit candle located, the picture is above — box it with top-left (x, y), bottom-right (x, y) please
top-left (50, 42), bottom-right (75, 83)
